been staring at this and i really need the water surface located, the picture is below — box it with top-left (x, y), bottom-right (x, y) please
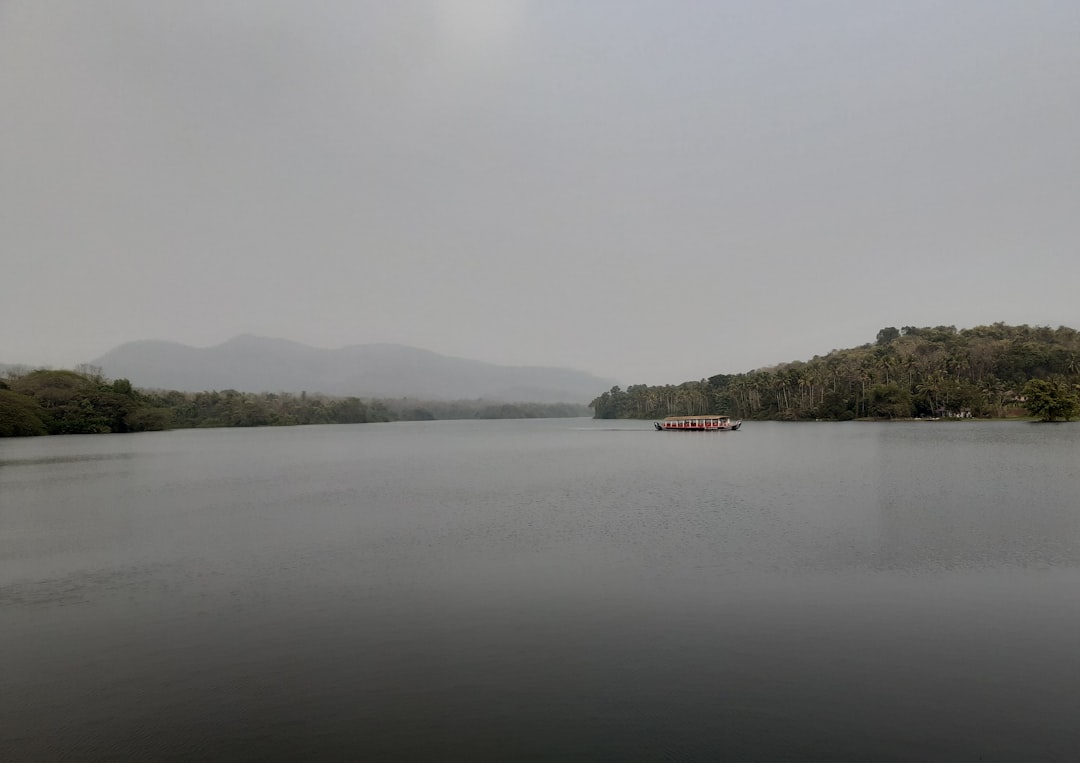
top-left (3, 419), bottom-right (1079, 760)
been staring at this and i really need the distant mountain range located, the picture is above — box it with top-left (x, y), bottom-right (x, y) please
top-left (91, 335), bottom-right (615, 404)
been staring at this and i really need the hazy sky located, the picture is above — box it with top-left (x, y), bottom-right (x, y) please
top-left (2, 1), bottom-right (1078, 385)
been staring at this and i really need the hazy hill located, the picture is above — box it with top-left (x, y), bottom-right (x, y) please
top-left (92, 335), bottom-right (615, 403)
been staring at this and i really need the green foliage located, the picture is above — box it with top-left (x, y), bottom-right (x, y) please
top-left (7, 370), bottom-right (134, 434)
top-left (1022, 379), bottom-right (1080, 422)
top-left (377, 398), bottom-right (587, 420)
top-left (591, 386), bottom-right (625, 419)
top-left (814, 390), bottom-right (852, 420)
top-left (329, 397), bottom-right (372, 424)
top-left (590, 380), bottom-right (725, 420)
top-left (592, 323), bottom-right (1080, 421)
top-left (876, 327), bottom-right (900, 346)
top-left (124, 407), bottom-right (173, 432)
top-left (868, 384), bottom-right (913, 419)
top-left (0, 390), bottom-right (48, 436)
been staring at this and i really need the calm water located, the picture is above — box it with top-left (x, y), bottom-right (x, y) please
top-left (3, 419), bottom-right (1080, 761)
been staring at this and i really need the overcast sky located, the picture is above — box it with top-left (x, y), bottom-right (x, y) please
top-left (2, 1), bottom-right (1078, 385)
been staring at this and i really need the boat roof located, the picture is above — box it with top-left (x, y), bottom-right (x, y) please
top-left (662, 415), bottom-right (731, 421)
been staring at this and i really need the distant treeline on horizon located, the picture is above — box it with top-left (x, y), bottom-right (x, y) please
top-left (591, 322), bottom-right (1080, 423)
top-left (0, 369), bottom-right (590, 437)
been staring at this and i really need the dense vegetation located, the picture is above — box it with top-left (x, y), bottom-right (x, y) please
top-left (591, 323), bottom-right (1080, 422)
top-left (0, 366), bottom-right (589, 437)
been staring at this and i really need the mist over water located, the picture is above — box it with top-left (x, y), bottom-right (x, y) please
top-left (3, 420), bottom-right (1080, 760)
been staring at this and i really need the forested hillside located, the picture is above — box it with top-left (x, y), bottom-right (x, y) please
top-left (591, 323), bottom-right (1080, 422)
top-left (0, 368), bottom-right (589, 437)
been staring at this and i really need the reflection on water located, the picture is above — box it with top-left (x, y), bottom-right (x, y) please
top-left (2, 420), bottom-right (1079, 760)
top-left (870, 423), bottom-right (1080, 571)
top-left (0, 452), bottom-right (137, 468)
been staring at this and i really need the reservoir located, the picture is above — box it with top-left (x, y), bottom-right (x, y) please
top-left (3, 419), bottom-right (1080, 760)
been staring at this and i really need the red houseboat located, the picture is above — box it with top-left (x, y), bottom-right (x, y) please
top-left (654, 415), bottom-right (742, 432)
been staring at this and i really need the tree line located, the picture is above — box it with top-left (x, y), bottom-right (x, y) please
top-left (591, 323), bottom-right (1080, 423)
top-left (0, 367), bottom-right (590, 437)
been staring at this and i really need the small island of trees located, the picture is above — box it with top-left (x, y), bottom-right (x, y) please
top-left (591, 323), bottom-right (1080, 423)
